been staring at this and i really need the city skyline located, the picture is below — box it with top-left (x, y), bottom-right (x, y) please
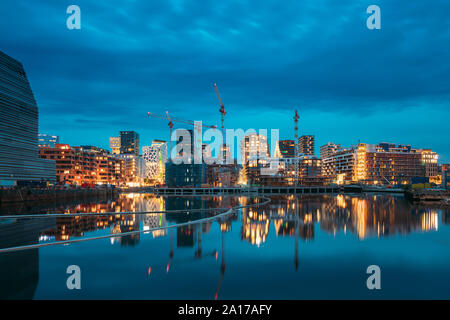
top-left (0, 1), bottom-right (449, 162)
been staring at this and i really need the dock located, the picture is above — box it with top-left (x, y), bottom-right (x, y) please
top-left (151, 186), bottom-right (339, 196)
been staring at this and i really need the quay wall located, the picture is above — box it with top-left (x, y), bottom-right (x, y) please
top-left (0, 188), bottom-right (118, 204)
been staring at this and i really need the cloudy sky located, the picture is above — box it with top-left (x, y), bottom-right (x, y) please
top-left (1, 0), bottom-right (449, 161)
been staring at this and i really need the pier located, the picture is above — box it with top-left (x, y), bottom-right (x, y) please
top-left (151, 186), bottom-right (339, 196)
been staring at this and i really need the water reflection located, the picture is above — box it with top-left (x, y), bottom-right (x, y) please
top-left (0, 193), bottom-right (447, 248)
top-left (0, 193), bottom-right (448, 299)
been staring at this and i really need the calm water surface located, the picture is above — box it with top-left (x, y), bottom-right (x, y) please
top-left (0, 193), bottom-right (449, 299)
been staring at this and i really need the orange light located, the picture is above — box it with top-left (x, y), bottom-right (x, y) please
top-left (148, 267), bottom-right (152, 275)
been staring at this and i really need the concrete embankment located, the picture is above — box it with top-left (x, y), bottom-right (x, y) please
top-left (0, 187), bottom-right (119, 204)
top-left (405, 189), bottom-right (450, 205)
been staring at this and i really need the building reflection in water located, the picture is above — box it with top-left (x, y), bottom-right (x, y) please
top-left (241, 194), bottom-right (445, 246)
top-left (0, 193), bottom-right (448, 300)
top-left (0, 193), bottom-right (446, 250)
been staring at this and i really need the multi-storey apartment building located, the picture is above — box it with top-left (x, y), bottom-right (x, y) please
top-left (109, 137), bottom-right (121, 154)
top-left (354, 143), bottom-right (424, 185)
top-left (322, 147), bottom-right (357, 184)
top-left (39, 144), bottom-right (125, 186)
top-left (274, 140), bottom-right (295, 158)
top-left (320, 142), bottom-right (341, 159)
top-left (298, 135), bottom-right (315, 155)
top-left (240, 133), bottom-right (270, 165)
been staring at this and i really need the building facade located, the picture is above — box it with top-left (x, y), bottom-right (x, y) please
top-left (117, 153), bottom-right (146, 186)
top-left (240, 133), bottom-right (270, 165)
top-left (119, 131), bottom-right (139, 155)
top-left (165, 129), bottom-right (207, 187)
top-left (0, 51), bottom-right (55, 185)
top-left (142, 140), bottom-right (167, 185)
top-left (274, 140), bottom-right (295, 158)
top-left (298, 135), bottom-right (315, 155)
top-left (442, 164), bottom-right (449, 189)
top-left (39, 144), bottom-right (124, 186)
top-left (354, 143), bottom-right (425, 185)
top-left (321, 142), bottom-right (439, 185)
top-left (320, 142), bottom-right (341, 160)
top-left (109, 137), bottom-right (121, 155)
top-left (322, 147), bottom-right (357, 184)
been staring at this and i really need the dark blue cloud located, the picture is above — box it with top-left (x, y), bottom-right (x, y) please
top-left (1, 0), bottom-right (449, 161)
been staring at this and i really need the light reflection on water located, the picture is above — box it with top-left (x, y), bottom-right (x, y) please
top-left (0, 193), bottom-right (449, 299)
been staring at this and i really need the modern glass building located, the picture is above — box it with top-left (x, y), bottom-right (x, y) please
top-left (119, 131), bottom-right (140, 155)
top-left (0, 51), bottom-right (55, 185)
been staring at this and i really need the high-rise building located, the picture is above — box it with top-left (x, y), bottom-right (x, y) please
top-left (298, 135), bottom-right (315, 155)
top-left (38, 134), bottom-right (59, 148)
top-left (274, 140), bottom-right (295, 158)
top-left (119, 131), bottom-right (139, 155)
top-left (109, 137), bottom-right (121, 154)
top-left (117, 153), bottom-right (146, 186)
top-left (240, 133), bottom-right (270, 165)
top-left (0, 51), bottom-right (55, 185)
top-left (142, 140), bottom-right (167, 184)
top-left (320, 142), bottom-right (341, 159)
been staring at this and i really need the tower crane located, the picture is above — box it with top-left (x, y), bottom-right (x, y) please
top-left (213, 83), bottom-right (226, 136)
top-left (213, 83), bottom-right (229, 164)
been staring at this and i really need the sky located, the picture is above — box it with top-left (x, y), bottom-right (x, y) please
top-left (1, 0), bottom-right (449, 162)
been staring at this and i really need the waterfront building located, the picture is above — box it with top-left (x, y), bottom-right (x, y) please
top-left (39, 144), bottom-right (125, 186)
top-left (0, 51), bottom-right (55, 185)
top-left (298, 135), bottom-right (315, 155)
top-left (206, 163), bottom-right (240, 187)
top-left (442, 164), bottom-right (449, 189)
top-left (243, 155), bottom-right (323, 186)
top-left (240, 133), bottom-right (270, 165)
top-left (416, 149), bottom-right (439, 180)
top-left (354, 143), bottom-right (425, 185)
top-left (109, 137), bottom-right (121, 154)
top-left (165, 129), bottom-right (206, 187)
top-left (322, 142), bottom-right (438, 185)
top-left (119, 131), bottom-right (140, 155)
top-left (38, 134), bottom-right (59, 148)
top-left (142, 140), bottom-right (167, 185)
top-left (321, 147), bottom-right (357, 184)
top-left (320, 142), bottom-right (341, 160)
top-left (165, 162), bottom-right (207, 187)
top-left (117, 153), bottom-right (146, 186)
top-left (274, 140), bottom-right (296, 158)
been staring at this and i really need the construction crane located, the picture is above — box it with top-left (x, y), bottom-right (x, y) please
top-left (294, 110), bottom-right (300, 186)
top-left (213, 83), bottom-right (226, 136)
top-left (147, 111), bottom-right (217, 159)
